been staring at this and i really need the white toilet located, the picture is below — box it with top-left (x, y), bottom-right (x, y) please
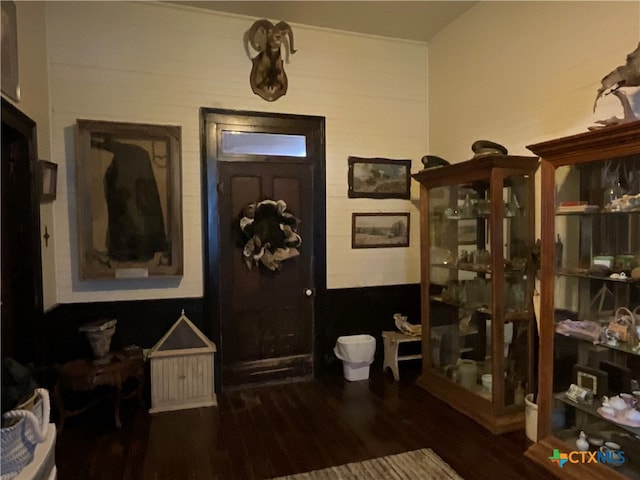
top-left (334, 334), bottom-right (377, 381)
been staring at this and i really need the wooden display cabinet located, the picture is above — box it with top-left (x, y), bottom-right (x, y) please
top-left (412, 154), bottom-right (539, 434)
top-left (525, 121), bottom-right (640, 480)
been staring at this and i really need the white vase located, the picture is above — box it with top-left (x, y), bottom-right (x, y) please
top-left (525, 393), bottom-right (538, 442)
top-left (458, 359), bottom-right (477, 390)
top-left (79, 319), bottom-right (117, 364)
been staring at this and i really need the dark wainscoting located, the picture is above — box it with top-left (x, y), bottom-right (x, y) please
top-left (320, 283), bottom-right (421, 370)
top-left (38, 284), bottom-right (421, 387)
top-left (41, 298), bottom-right (204, 368)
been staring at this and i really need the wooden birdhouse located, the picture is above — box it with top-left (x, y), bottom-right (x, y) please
top-left (148, 310), bottom-right (217, 413)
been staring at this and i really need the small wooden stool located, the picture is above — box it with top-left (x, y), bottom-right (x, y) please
top-left (382, 331), bottom-right (422, 381)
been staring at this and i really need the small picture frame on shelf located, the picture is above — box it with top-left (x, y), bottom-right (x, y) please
top-left (573, 364), bottom-right (608, 398)
top-left (565, 383), bottom-right (593, 403)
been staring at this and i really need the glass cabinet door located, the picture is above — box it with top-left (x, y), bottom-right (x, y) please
top-left (549, 154), bottom-right (640, 479)
top-left (427, 170), bottom-right (534, 410)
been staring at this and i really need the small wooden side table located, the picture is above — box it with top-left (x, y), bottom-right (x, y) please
top-left (382, 331), bottom-right (422, 381)
top-left (53, 351), bottom-right (144, 432)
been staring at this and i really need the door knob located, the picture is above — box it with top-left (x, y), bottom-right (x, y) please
top-left (304, 288), bottom-right (313, 297)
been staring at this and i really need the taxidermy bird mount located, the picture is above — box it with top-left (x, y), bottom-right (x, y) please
top-left (591, 42), bottom-right (640, 129)
top-left (247, 19), bottom-right (296, 102)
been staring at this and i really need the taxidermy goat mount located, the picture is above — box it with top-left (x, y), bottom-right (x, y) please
top-left (591, 42), bottom-right (640, 129)
top-left (247, 19), bottom-right (296, 102)
top-left (239, 199), bottom-right (302, 271)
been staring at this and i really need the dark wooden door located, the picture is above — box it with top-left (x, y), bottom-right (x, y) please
top-left (201, 109), bottom-right (326, 389)
top-left (1, 98), bottom-right (43, 364)
top-left (219, 162), bottom-right (313, 384)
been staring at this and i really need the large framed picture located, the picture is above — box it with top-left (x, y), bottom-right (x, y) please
top-left (75, 119), bottom-right (183, 280)
top-left (1, 0), bottom-right (19, 101)
top-left (352, 212), bottom-right (410, 249)
top-left (348, 157), bottom-right (411, 199)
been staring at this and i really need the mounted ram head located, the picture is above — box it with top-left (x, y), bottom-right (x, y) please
top-left (247, 19), bottom-right (297, 102)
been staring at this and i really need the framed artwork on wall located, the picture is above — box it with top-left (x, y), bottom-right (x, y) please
top-left (75, 119), bottom-right (183, 280)
top-left (352, 212), bottom-right (410, 249)
top-left (348, 157), bottom-right (411, 199)
top-left (39, 160), bottom-right (57, 203)
top-left (1, 0), bottom-right (20, 101)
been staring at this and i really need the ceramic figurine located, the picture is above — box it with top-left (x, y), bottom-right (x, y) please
top-left (576, 431), bottom-right (589, 451)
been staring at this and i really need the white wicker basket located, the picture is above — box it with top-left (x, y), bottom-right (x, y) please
top-left (0, 388), bottom-right (50, 480)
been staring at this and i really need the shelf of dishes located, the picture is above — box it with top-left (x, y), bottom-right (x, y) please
top-left (440, 196), bottom-right (523, 220)
top-left (430, 248), bottom-right (532, 274)
top-left (556, 270), bottom-right (640, 283)
top-left (430, 296), bottom-right (531, 321)
top-left (556, 207), bottom-right (640, 215)
top-left (554, 393), bottom-right (640, 437)
top-left (440, 214), bottom-right (523, 221)
top-left (431, 263), bottom-right (528, 274)
top-left (555, 321), bottom-right (640, 356)
top-left (554, 426), bottom-right (639, 479)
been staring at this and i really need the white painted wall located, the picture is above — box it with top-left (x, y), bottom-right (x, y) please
top-left (428, 1), bottom-right (640, 161)
top-left (46, 1), bottom-right (427, 302)
top-left (428, 0), bottom-right (639, 264)
top-left (18, 1), bottom-right (638, 307)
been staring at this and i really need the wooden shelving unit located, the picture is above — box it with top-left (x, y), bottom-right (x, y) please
top-left (525, 121), bottom-right (640, 480)
top-left (412, 154), bottom-right (539, 434)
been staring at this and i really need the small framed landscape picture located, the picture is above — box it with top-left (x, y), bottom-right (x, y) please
top-left (352, 212), bottom-right (410, 249)
top-left (348, 157), bottom-right (411, 199)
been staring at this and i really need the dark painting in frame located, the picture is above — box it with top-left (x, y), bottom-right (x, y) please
top-left (76, 119), bottom-right (183, 280)
top-left (352, 212), bottom-right (410, 249)
top-left (348, 157), bottom-right (411, 199)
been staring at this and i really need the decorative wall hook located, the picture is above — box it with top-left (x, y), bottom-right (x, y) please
top-left (247, 19), bottom-right (296, 102)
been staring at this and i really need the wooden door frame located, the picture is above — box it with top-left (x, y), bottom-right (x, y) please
top-left (1, 97), bottom-right (44, 363)
top-left (200, 108), bottom-right (326, 391)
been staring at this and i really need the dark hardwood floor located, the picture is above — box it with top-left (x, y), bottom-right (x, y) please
top-left (54, 360), bottom-right (555, 479)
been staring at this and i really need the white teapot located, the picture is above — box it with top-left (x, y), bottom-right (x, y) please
top-left (603, 395), bottom-right (628, 412)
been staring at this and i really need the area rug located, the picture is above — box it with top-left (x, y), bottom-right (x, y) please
top-left (270, 448), bottom-right (464, 479)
